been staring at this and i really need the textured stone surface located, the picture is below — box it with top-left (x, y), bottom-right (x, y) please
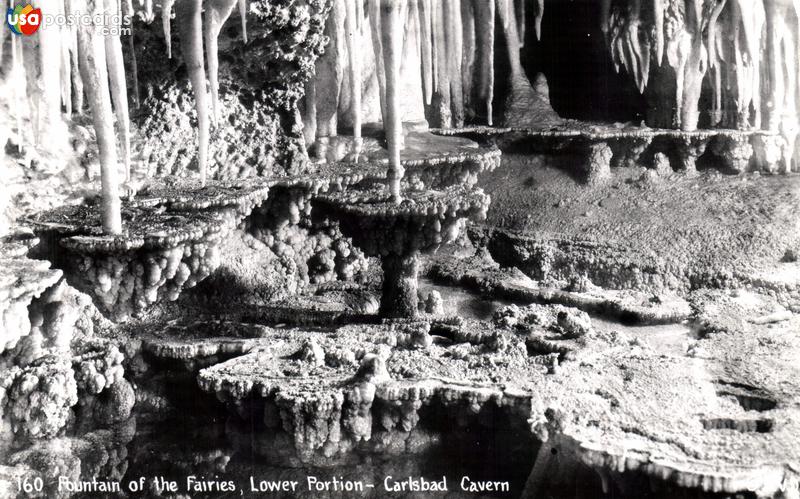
top-left (190, 297), bottom-right (800, 498)
top-left (479, 152), bottom-right (800, 293)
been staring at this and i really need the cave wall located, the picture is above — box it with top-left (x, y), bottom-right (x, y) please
top-left (131, 0), bottom-right (332, 179)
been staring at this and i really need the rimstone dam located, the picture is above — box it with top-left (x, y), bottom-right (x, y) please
top-left (1, 0), bottom-right (800, 497)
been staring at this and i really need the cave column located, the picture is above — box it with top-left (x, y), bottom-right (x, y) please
top-left (313, 0), bottom-right (346, 160)
top-left (675, 136), bottom-right (710, 175)
top-left (378, 0), bottom-right (406, 203)
top-left (379, 253), bottom-right (420, 319)
top-left (74, 0), bottom-right (122, 233)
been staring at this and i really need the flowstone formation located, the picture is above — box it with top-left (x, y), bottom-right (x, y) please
top-left (26, 203), bottom-right (234, 321)
top-left (3, 0), bottom-right (800, 496)
top-left (605, 0), bottom-right (800, 170)
top-left (314, 186), bottom-right (490, 318)
top-left (177, 295), bottom-right (800, 498)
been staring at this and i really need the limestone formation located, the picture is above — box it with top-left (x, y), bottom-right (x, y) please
top-left (2, 1), bottom-right (800, 497)
top-left (314, 186), bottom-right (490, 317)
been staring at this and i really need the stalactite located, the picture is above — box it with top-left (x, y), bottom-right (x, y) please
top-left (764, 0), bottom-right (783, 131)
top-left (474, 0), bottom-right (495, 125)
top-left (429, 0), bottom-right (438, 94)
top-left (711, 65), bottom-right (722, 126)
top-left (678, 0), bottom-right (707, 130)
top-left (239, 0), bottom-right (248, 44)
top-left (105, 0), bottom-right (131, 182)
top-left (69, 39), bottom-right (84, 115)
top-left (303, 78), bottom-right (317, 149)
top-left (59, 3), bottom-right (72, 118)
top-left (344, 0), bottom-right (362, 143)
top-left (460, 0), bottom-right (475, 114)
top-left (368, 0), bottom-right (387, 121)
top-left (0, 12), bottom-right (5, 64)
top-left (417, 0), bottom-right (433, 105)
top-left (653, 0), bottom-right (664, 66)
top-left (447, 0), bottom-right (464, 127)
top-left (204, 0), bottom-right (238, 125)
top-left (780, 17), bottom-right (798, 169)
top-left (534, 0), bottom-right (543, 41)
top-left (707, 0), bottom-right (727, 69)
top-left (22, 38), bottom-right (42, 145)
top-left (730, 0), bottom-right (749, 125)
top-left (163, 0), bottom-right (174, 58)
top-left (496, 0), bottom-right (523, 77)
top-left (617, 0), bottom-right (648, 93)
top-left (432, 0), bottom-right (451, 127)
top-left (314, 0), bottom-right (344, 144)
top-left (176, 0), bottom-right (209, 185)
top-left (378, 0), bottom-right (405, 203)
top-left (515, 0), bottom-right (524, 45)
top-left (600, 0), bottom-right (611, 37)
top-left (75, 0), bottom-right (122, 233)
top-left (11, 30), bottom-right (25, 145)
top-left (123, 0), bottom-right (140, 108)
top-left (38, 0), bottom-right (63, 136)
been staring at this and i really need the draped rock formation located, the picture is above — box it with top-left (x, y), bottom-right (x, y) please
top-left (605, 0), bottom-right (800, 170)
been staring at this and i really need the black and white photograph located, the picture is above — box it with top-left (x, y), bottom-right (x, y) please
top-left (0, 0), bottom-right (799, 497)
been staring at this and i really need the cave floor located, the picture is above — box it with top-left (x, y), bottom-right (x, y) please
top-left (130, 273), bottom-right (800, 499)
top-left (478, 152), bottom-right (800, 292)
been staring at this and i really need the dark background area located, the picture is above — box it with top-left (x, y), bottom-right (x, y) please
top-left (520, 0), bottom-right (647, 123)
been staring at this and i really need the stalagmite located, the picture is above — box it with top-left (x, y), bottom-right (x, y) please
top-left (204, 0), bottom-right (238, 125)
top-left (105, 0), bottom-right (132, 182)
top-left (176, 0), bottom-right (209, 185)
top-left (378, 0), bottom-right (405, 203)
top-left (417, 0), bottom-right (433, 104)
top-left (75, 0), bottom-right (122, 234)
top-left (344, 0), bottom-right (362, 143)
top-left (239, 0), bottom-right (248, 44)
top-left (521, 445), bottom-right (555, 498)
top-left (163, 0), bottom-right (174, 58)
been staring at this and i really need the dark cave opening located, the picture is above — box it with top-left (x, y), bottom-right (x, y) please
top-left (520, 0), bottom-right (647, 123)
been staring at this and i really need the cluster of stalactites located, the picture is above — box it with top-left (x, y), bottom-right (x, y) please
top-left (2, 0), bottom-right (135, 233)
top-left (1, 0), bottom-right (249, 233)
top-left (605, 0), bottom-right (800, 167)
top-left (302, 0), bottom-right (542, 150)
top-left (167, 0), bottom-right (249, 188)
